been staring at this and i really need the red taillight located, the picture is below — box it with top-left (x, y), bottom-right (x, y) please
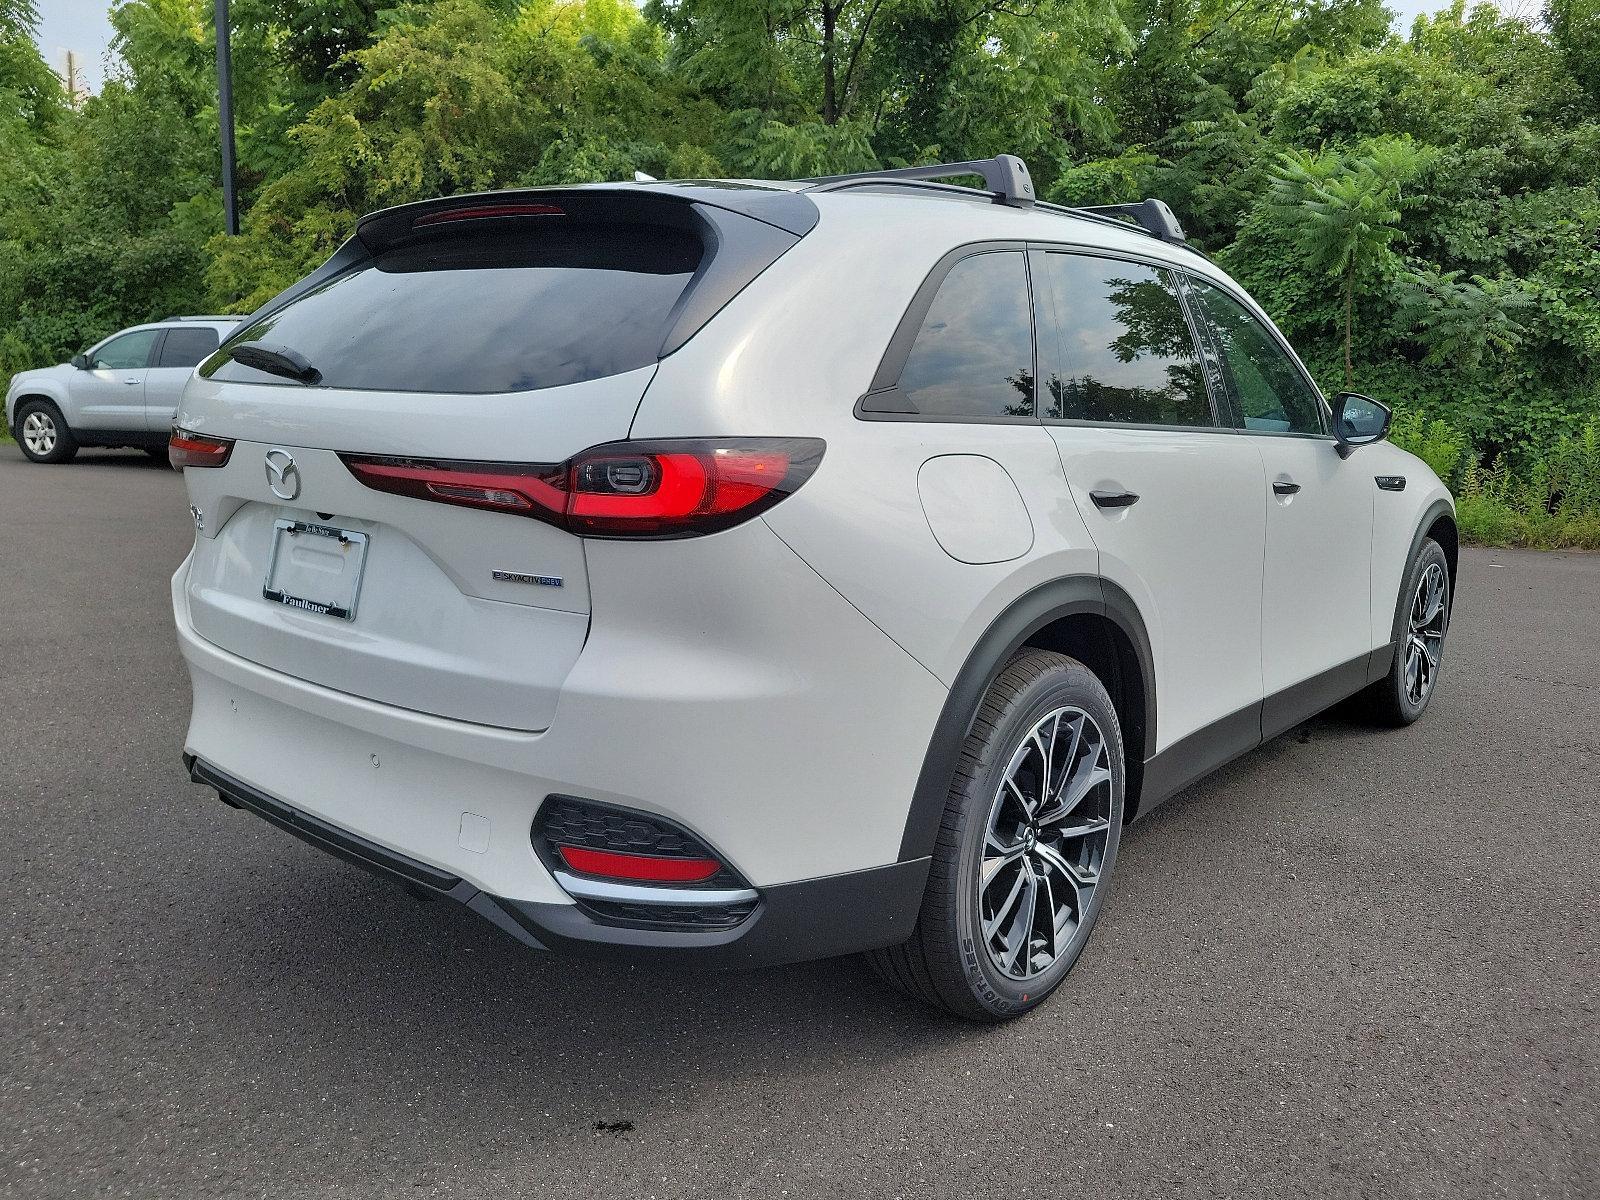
top-left (340, 438), bottom-right (824, 538)
top-left (168, 428), bottom-right (234, 469)
top-left (557, 845), bottom-right (723, 884)
top-left (412, 203), bottom-right (565, 228)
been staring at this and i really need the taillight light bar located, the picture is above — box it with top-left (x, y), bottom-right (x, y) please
top-left (339, 438), bottom-right (825, 539)
top-left (168, 428), bottom-right (235, 469)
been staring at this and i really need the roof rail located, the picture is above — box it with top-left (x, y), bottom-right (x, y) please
top-left (801, 154), bottom-right (1036, 208)
top-left (1075, 200), bottom-right (1187, 245)
top-left (163, 314), bottom-right (240, 322)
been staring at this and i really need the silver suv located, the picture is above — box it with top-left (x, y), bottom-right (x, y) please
top-left (6, 316), bottom-right (238, 463)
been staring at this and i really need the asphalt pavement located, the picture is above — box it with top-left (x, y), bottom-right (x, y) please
top-left (1, 444), bottom-right (1595, 1198)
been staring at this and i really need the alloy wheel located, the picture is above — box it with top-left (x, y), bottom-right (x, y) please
top-left (1405, 561), bottom-right (1448, 706)
top-left (979, 706), bottom-right (1113, 981)
top-left (22, 410), bottom-right (57, 457)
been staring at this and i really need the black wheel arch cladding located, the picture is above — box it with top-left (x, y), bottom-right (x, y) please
top-left (896, 575), bottom-right (1154, 863)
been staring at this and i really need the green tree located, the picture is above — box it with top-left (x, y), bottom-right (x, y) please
top-left (1267, 139), bottom-right (1427, 386)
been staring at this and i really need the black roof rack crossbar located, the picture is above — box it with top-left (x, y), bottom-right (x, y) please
top-left (800, 154), bottom-right (1036, 208)
top-left (1076, 200), bottom-right (1187, 245)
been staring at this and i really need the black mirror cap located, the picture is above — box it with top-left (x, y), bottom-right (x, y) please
top-left (1331, 391), bottom-right (1392, 458)
top-left (70, 353), bottom-right (89, 370)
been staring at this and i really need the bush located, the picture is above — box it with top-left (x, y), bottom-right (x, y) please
top-left (1405, 415), bottom-right (1600, 550)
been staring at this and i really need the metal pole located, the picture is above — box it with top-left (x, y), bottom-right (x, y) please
top-left (214, 0), bottom-right (239, 235)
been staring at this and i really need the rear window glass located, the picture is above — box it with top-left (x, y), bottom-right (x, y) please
top-left (204, 224), bottom-right (702, 394)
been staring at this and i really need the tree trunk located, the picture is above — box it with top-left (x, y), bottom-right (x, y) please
top-left (822, 2), bottom-right (838, 125)
top-left (1343, 266), bottom-right (1355, 388)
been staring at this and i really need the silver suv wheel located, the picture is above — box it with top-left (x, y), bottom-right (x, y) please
top-left (1405, 561), bottom-right (1448, 707)
top-left (21, 409), bottom-right (57, 457)
top-left (980, 705), bottom-right (1113, 980)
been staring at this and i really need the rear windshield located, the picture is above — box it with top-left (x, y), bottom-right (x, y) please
top-left (203, 224), bottom-right (702, 394)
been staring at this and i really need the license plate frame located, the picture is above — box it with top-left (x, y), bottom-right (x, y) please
top-left (262, 518), bottom-right (370, 620)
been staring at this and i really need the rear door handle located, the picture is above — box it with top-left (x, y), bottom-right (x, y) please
top-left (1272, 480), bottom-right (1301, 496)
top-left (1090, 490), bottom-right (1140, 509)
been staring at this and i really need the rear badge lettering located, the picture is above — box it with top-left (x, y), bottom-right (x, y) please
top-left (492, 570), bottom-right (563, 588)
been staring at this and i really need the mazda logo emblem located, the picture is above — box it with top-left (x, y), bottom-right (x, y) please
top-left (264, 448), bottom-right (301, 501)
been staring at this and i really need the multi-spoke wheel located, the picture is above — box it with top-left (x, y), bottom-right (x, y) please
top-left (1405, 561), bottom-right (1447, 707)
top-left (14, 399), bottom-right (78, 464)
top-left (979, 706), bottom-right (1112, 981)
top-left (1365, 537), bottom-right (1451, 726)
top-left (867, 649), bottom-right (1124, 1021)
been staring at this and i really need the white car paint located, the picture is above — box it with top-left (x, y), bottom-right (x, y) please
top-left (168, 178), bottom-right (1453, 969)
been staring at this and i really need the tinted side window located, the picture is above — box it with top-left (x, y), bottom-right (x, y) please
top-left (157, 327), bottom-right (220, 368)
top-left (895, 251), bottom-right (1035, 419)
top-left (90, 330), bottom-right (159, 370)
top-left (1187, 280), bottom-right (1324, 435)
top-left (1038, 254), bottom-right (1212, 427)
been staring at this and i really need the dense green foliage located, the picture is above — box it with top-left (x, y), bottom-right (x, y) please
top-left (2, 0), bottom-right (1599, 542)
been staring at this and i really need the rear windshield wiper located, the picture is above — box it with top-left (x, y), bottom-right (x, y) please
top-left (229, 340), bottom-right (322, 385)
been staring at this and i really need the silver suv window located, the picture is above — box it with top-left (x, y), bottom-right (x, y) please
top-left (894, 250), bottom-right (1035, 420)
top-left (157, 327), bottom-right (221, 368)
top-left (90, 330), bottom-right (159, 370)
top-left (1036, 252), bottom-right (1213, 428)
top-left (1185, 279), bottom-right (1324, 435)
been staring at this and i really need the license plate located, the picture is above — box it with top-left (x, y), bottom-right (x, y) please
top-left (262, 519), bottom-right (369, 620)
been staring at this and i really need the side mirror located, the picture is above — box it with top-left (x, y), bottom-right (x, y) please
top-left (71, 353), bottom-right (90, 370)
top-left (1331, 392), bottom-right (1391, 458)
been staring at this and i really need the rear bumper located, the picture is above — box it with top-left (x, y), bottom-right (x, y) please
top-left (172, 512), bottom-right (949, 964)
top-left (190, 756), bottom-right (929, 967)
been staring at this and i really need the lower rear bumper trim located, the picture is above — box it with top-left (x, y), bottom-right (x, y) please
top-left (188, 756), bottom-right (930, 968)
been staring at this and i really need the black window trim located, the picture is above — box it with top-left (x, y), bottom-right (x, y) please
top-left (855, 239), bottom-right (1042, 425)
top-left (1173, 269), bottom-right (1333, 441)
top-left (147, 329), bottom-right (169, 370)
top-left (1030, 244), bottom-right (1228, 434)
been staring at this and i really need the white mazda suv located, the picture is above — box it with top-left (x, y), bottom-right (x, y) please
top-left (170, 156), bottom-right (1455, 1020)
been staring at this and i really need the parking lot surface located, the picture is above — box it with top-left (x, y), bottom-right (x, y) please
top-left (2, 446), bottom-right (1595, 1198)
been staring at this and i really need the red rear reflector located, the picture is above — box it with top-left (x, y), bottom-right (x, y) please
top-left (168, 428), bottom-right (234, 470)
top-left (340, 438), bottom-right (825, 538)
top-left (558, 845), bottom-right (723, 884)
top-left (412, 203), bottom-right (565, 228)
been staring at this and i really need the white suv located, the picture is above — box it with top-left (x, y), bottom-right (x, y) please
top-left (6, 317), bottom-right (238, 463)
top-left (169, 157), bottom-right (1455, 1020)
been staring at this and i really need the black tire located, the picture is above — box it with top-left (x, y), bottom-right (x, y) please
top-left (1362, 538), bottom-right (1451, 726)
top-left (14, 399), bottom-right (78, 464)
top-left (868, 649), bottom-right (1125, 1021)
top-left (143, 445), bottom-right (169, 460)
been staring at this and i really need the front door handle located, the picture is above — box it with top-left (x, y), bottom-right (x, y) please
top-left (1272, 480), bottom-right (1302, 496)
top-left (122, 378), bottom-right (142, 386)
top-left (1090, 490), bottom-right (1140, 509)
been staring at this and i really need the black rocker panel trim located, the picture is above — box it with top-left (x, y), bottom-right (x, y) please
top-left (1138, 649), bottom-right (1387, 815)
top-left (67, 427), bottom-right (171, 450)
top-left (896, 576), bottom-right (1157, 862)
top-left (1260, 651), bottom-right (1372, 743)
top-left (1137, 703), bottom-right (1260, 814)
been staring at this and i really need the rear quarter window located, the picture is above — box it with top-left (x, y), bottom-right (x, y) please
top-left (204, 224), bottom-right (702, 394)
top-left (158, 327), bottom-right (221, 367)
